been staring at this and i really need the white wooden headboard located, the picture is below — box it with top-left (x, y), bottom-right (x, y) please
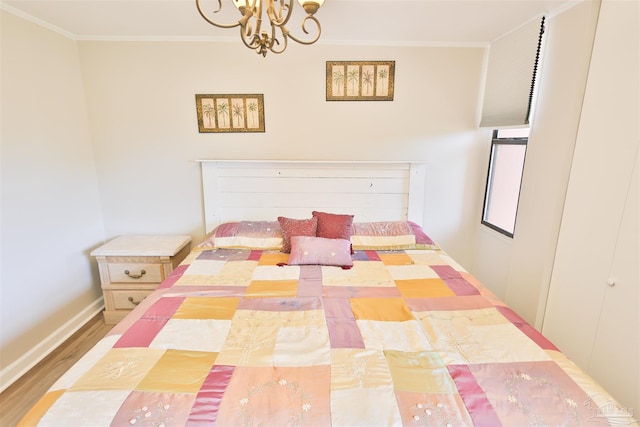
top-left (198, 160), bottom-right (426, 233)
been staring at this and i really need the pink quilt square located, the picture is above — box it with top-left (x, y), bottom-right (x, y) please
top-left (142, 296), bottom-right (185, 320)
top-left (114, 317), bottom-right (169, 348)
top-left (395, 391), bottom-right (473, 426)
top-left (216, 366), bottom-right (331, 426)
top-left (323, 298), bottom-right (356, 319)
top-left (450, 361), bottom-right (603, 426)
top-left (496, 306), bottom-right (559, 351)
top-left (187, 365), bottom-right (235, 425)
top-left (158, 265), bottom-right (188, 289)
top-left (111, 391), bottom-right (195, 426)
top-left (114, 297), bottom-right (185, 347)
top-left (364, 250), bottom-right (382, 261)
top-left (197, 248), bottom-right (252, 261)
top-left (298, 266), bottom-right (323, 297)
top-left (248, 250), bottom-right (263, 261)
top-left (326, 318), bottom-right (365, 349)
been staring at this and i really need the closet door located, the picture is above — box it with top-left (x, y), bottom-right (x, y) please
top-left (542, 0), bottom-right (639, 412)
top-left (587, 152), bottom-right (639, 414)
top-left (542, 0), bottom-right (638, 365)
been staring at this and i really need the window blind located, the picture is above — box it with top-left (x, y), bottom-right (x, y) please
top-left (480, 17), bottom-right (546, 128)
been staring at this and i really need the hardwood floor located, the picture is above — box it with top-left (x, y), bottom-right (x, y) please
top-left (0, 313), bottom-right (112, 426)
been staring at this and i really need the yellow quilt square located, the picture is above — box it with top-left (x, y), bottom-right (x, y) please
top-left (415, 308), bottom-right (550, 365)
top-left (331, 388), bottom-right (402, 426)
top-left (406, 251), bottom-right (446, 265)
top-left (252, 265), bottom-right (300, 281)
top-left (357, 320), bottom-right (432, 352)
top-left (245, 280), bottom-right (298, 298)
top-left (215, 311), bottom-right (279, 366)
top-left (274, 326), bottom-right (330, 366)
top-left (149, 319), bottom-right (231, 353)
top-left (386, 264), bottom-right (440, 280)
top-left (71, 348), bottom-right (165, 391)
top-left (137, 349), bottom-right (217, 393)
top-left (182, 259), bottom-right (225, 276)
top-left (17, 390), bottom-right (65, 426)
top-left (174, 297), bottom-right (240, 319)
top-left (350, 298), bottom-right (414, 321)
top-left (35, 390), bottom-right (131, 426)
top-left (258, 252), bottom-right (290, 266)
top-left (384, 350), bottom-right (455, 393)
top-left (378, 253), bottom-right (414, 265)
top-left (215, 327), bottom-right (277, 367)
top-left (330, 349), bottom-right (393, 390)
top-left (395, 279), bottom-right (455, 298)
top-left (176, 260), bottom-right (256, 287)
top-left (322, 261), bottom-right (395, 287)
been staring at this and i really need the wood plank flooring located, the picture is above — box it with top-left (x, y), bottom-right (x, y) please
top-left (0, 313), bottom-right (112, 426)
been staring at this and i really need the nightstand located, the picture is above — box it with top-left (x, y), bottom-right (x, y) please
top-left (91, 235), bottom-right (191, 324)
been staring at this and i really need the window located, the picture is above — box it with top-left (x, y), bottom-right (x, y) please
top-left (481, 128), bottom-right (529, 237)
top-left (479, 15), bottom-right (544, 237)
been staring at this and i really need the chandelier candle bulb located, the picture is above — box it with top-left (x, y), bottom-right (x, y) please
top-left (299, 0), bottom-right (324, 14)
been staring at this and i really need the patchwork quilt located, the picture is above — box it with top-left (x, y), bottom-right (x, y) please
top-left (20, 224), bottom-right (636, 426)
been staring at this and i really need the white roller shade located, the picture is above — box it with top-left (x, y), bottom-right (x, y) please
top-left (480, 17), bottom-right (545, 127)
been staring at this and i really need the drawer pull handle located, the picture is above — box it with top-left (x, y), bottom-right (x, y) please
top-left (128, 296), bottom-right (142, 306)
top-left (124, 269), bottom-right (146, 279)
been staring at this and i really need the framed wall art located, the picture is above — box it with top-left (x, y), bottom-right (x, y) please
top-left (326, 61), bottom-right (395, 101)
top-left (196, 94), bottom-right (265, 133)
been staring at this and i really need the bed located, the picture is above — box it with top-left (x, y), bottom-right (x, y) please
top-left (20, 161), bottom-right (637, 426)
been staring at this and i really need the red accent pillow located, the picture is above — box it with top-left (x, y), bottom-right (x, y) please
top-left (312, 211), bottom-right (354, 241)
top-left (277, 216), bottom-right (318, 253)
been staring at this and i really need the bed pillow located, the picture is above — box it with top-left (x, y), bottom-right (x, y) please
top-left (288, 236), bottom-right (353, 267)
top-left (277, 216), bottom-right (318, 253)
top-left (196, 221), bottom-right (283, 250)
top-left (312, 211), bottom-right (354, 241)
top-left (350, 221), bottom-right (439, 250)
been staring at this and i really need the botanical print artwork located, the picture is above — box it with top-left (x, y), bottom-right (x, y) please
top-left (196, 94), bottom-right (265, 133)
top-left (326, 61), bottom-right (395, 101)
top-left (346, 64), bottom-right (360, 97)
top-left (216, 98), bottom-right (229, 129)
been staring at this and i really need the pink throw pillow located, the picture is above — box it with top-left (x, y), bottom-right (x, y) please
top-left (288, 236), bottom-right (353, 267)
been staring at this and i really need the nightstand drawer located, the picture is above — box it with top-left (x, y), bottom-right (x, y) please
top-left (92, 234), bottom-right (192, 324)
top-left (111, 290), bottom-right (153, 310)
top-left (107, 263), bottom-right (163, 283)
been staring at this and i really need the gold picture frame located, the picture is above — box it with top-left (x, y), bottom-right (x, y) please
top-left (326, 61), bottom-right (395, 101)
top-left (196, 94), bottom-right (265, 133)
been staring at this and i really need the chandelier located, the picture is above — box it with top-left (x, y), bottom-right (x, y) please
top-left (196, 0), bottom-right (325, 57)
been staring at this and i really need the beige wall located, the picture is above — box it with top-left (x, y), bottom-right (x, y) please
top-left (77, 41), bottom-right (487, 262)
top-left (0, 11), bottom-right (106, 384)
top-left (1, 12), bottom-right (487, 383)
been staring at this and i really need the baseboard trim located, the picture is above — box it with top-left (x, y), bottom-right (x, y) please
top-left (0, 297), bottom-right (104, 393)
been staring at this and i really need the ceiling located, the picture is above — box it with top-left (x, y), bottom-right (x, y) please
top-left (2, 0), bottom-right (581, 46)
